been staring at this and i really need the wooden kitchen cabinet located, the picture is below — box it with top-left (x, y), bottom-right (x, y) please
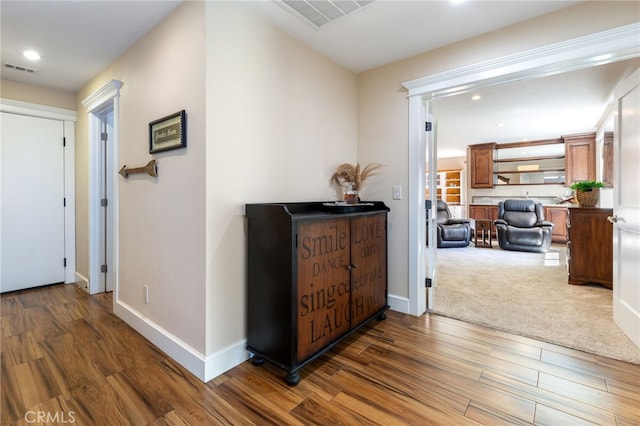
top-left (567, 207), bottom-right (613, 289)
top-left (544, 206), bottom-right (568, 243)
top-left (469, 143), bottom-right (495, 188)
top-left (564, 132), bottom-right (596, 186)
top-left (245, 202), bottom-right (389, 385)
top-left (468, 205), bottom-right (499, 236)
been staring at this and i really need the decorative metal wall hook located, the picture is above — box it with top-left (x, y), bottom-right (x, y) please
top-left (119, 159), bottom-right (157, 178)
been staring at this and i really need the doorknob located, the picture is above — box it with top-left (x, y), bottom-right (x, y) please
top-left (607, 215), bottom-right (624, 223)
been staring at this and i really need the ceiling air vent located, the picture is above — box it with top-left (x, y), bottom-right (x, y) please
top-left (280, 0), bottom-right (376, 29)
top-left (4, 63), bottom-right (38, 74)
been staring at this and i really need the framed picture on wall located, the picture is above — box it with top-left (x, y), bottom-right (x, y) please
top-left (149, 110), bottom-right (186, 154)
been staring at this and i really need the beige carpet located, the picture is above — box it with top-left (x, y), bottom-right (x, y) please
top-left (432, 243), bottom-right (640, 364)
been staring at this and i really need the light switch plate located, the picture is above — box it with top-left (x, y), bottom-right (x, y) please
top-left (392, 185), bottom-right (402, 200)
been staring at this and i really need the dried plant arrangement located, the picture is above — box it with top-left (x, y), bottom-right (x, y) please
top-left (331, 162), bottom-right (384, 191)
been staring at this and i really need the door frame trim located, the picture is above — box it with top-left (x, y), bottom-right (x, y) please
top-left (402, 22), bottom-right (640, 316)
top-left (0, 98), bottom-right (77, 285)
top-left (82, 80), bottom-right (123, 295)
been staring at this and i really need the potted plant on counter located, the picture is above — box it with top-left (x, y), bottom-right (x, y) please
top-left (570, 180), bottom-right (604, 207)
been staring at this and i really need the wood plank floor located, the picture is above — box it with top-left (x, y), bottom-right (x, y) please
top-left (2, 284), bottom-right (639, 425)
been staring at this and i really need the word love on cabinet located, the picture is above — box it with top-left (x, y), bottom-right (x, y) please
top-left (245, 202), bottom-right (389, 385)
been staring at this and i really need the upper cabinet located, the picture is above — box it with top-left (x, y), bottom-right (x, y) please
top-left (564, 132), bottom-right (596, 186)
top-left (469, 143), bottom-right (495, 188)
top-left (469, 132), bottom-right (596, 188)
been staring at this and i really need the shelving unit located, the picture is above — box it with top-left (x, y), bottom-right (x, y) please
top-left (442, 170), bottom-right (462, 205)
top-left (426, 169), bottom-right (464, 205)
top-left (493, 140), bottom-right (565, 185)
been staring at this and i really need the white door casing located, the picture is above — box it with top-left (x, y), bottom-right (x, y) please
top-left (402, 23), bottom-right (640, 316)
top-left (425, 114), bottom-right (438, 310)
top-left (612, 67), bottom-right (640, 348)
top-left (99, 113), bottom-right (115, 293)
top-left (82, 80), bottom-right (123, 295)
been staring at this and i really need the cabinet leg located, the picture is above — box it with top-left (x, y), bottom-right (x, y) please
top-left (285, 372), bottom-right (300, 386)
top-left (377, 312), bottom-right (387, 321)
top-left (250, 355), bottom-right (264, 366)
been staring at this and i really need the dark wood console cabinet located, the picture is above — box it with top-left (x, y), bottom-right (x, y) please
top-left (567, 207), bottom-right (613, 289)
top-left (245, 202), bottom-right (389, 385)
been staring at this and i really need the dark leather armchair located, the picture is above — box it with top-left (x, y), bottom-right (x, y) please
top-left (435, 200), bottom-right (471, 248)
top-left (494, 199), bottom-right (554, 253)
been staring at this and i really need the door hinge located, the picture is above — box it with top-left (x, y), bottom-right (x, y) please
top-left (63, 197), bottom-right (66, 207)
top-left (101, 132), bottom-right (108, 142)
top-left (63, 137), bottom-right (66, 147)
top-left (63, 258), bottom-right (67, 267)
top-left (101, 264), bottom-right (108, 273)
top-left (425, 278), bottom-right (432, 288)
top-left (425, 122), bottom-right (432, 132)
top-left (101, 198), bottom-right (108, 207)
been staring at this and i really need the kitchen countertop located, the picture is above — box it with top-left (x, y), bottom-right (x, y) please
top-left (471, 196), bottom-right (576, 207)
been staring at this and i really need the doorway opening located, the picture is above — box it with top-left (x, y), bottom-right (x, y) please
top-left (403, 23), bottom-right (640, 317)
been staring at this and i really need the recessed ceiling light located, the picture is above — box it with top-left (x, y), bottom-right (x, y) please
top-left (471, 95), bottom-right (481, 101)
top-left (23, 50), bottom-right (41, 61)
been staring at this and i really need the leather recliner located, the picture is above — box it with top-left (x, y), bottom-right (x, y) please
top-left (435, 200), bottom-right (471, 248)
top-left (494, 199), bottom-right (554, 253)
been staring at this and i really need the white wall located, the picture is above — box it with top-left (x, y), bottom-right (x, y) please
top-left (76, 2), bottom-right (208, 365)
top-left (204, 2), bottom-right (357, 371)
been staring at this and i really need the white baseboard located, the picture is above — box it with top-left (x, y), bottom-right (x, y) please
top-left (388, 293), bottom-right (410, 314)
top-left (113, 299), bottom-right (249, 383)
top-left (74, 272), bottom-right (89, 292)
top-left (110, 293), bottom-right (408, 383)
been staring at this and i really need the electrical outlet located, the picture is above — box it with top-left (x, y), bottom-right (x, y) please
top-left (144, 285), bottom-right (149, 304)
top-left (392, 185), bottom-right (402, 200)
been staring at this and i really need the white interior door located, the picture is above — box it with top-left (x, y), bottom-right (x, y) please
top-left (612, 67), bottom-right (640, 348)
top-left (1, 112), bottom-right (65, 292)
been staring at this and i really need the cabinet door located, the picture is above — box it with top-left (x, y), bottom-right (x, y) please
top-left (296, 219), bottom-right (351, 362)
top-left (350, 214), bottom-right (387, 327)
top-left (544, 206), bottom-right (568, 243)
top-left (469, 205), bottom-right (498, 221)
top-left (470, 144), bottom-right (494, 188)
top-left (469, 205), bottom-right (498, 235)
top-left (565, 133), bottom-right (595, 186)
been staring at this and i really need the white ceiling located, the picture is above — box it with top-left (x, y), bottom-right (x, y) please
top-left (2, 0), bottom-right (638, 157)
top-left (1, 0), bottom-right (182, 92)
top-left (242, 0), bottom-right (584, 73)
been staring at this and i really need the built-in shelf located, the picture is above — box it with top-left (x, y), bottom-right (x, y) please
top-left (493, 139), bottom-right (566, 185)
top-left (426, 169), bottom-right (464, 205)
